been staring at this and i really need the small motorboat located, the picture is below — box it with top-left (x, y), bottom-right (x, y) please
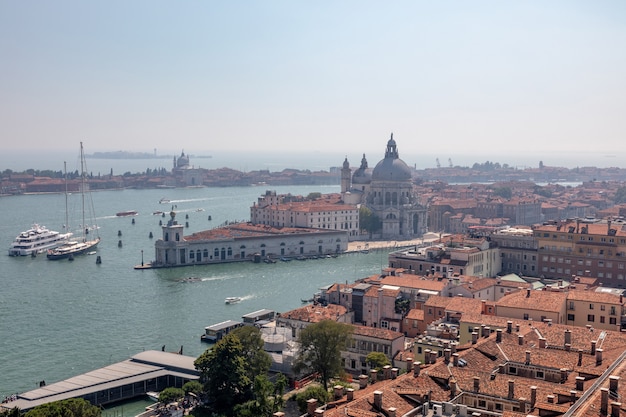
top-left (116, 210), bottom-right (138, 217)
top-left (225, 297), bottom-right (242, 304)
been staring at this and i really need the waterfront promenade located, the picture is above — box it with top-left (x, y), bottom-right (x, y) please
top-left (346, 232), bottom-right (441, 253)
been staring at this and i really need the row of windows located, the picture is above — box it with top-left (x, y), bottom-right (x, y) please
top-left (541, 232), bottom-right (625, 244)
top-left (541, 266), bottom-right (626, 279)
top-left (542, 256), bottom-right (625, 268)
top-left (503, 263), bottom-right (536, 272)
top-left (567, 314), bottom-right (618, 325)
top-left (569, 302), bottom-right (617, 315)
top-left (501, 253), bottom-right (537, 261)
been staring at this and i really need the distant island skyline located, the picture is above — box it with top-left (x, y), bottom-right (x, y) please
top-left (1, 148), bottom-right (626, 175)
top-left (87, 150), bottom-right (212, 160)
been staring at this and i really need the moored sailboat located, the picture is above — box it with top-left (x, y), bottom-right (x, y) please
top-left (47, 142), bottom-right (101, 260)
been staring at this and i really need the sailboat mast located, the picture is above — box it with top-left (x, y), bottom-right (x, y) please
top-left (64, 161), bottom-right (69, 234)
top-left (80, 142), bottom-right (86, 242)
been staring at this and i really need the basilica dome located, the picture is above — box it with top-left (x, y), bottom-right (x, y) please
top-left (371, 135), bottom-right (412, 182)
top-left (352, 153), bottom-right (371, 185)
top-left (176, 151), bottom-right (190, 168)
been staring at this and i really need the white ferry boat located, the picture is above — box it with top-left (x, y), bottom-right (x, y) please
top-left (8, 224), bottom-right (72, 256)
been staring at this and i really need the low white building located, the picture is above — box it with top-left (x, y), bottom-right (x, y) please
top-left (153, 212), bottom-right (349, 267)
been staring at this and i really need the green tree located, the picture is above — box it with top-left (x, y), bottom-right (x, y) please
top-left (306, 192), bottom-right (322, 200)
top-left (294, 385), bottom-right (330, 414)
top-left (293, 320), bottom-right (353, 391)
top-left (0, 407), bottom-right (21, 417)
top-left (231, 326), bottom-right (271, 382)
top-left (491, 186), bottom-right (512, 199)
top-left (615, 186), bottom-right (626, 204)
top-left (182, 380), bottom-right (203, 396)
top-left (233, 374), bottom-right (287, 417)
top-left (366, 351), bottom-right (391, 370)
top-left (158, 387), bottom-right (185, 404)
top-left (24, 398), bottom-right (100, 417)
top-left (359, 206), bottom-right (381, 237)
top-left (194, 334), bottom-right (251, 415)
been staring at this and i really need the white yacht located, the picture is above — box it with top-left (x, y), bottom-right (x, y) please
top-left (8, 224), bottom-right (72, 256)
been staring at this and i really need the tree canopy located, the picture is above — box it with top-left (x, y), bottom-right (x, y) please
top-left (359, 206), bottom-right (381, 236)
top-left (366, 351), bottom-right (391, 370)
top-left (293, 320), bottom-right (353, 391)
top-left (23, 398), bottom-right (100, 417)
top-left (233, 374), bottom-right (287, 417)
top-left (231, 325), bottom-right (272, 382)
top-left (615, 186), bottom-right (626, 204)
top-left (194, 334), bottom-right (251, 415)
top-left (158, 387), bottom-right (185, 404)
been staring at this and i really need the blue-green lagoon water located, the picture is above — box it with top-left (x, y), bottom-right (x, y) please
top-left (0, 185), bottom-right (388, 405)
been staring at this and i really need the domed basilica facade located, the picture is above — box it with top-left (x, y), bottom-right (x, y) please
top-left (341, 134), bottom-right (427, 239)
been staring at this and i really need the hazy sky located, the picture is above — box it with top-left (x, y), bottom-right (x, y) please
top-left (2, 1), bottom-right (625, 161)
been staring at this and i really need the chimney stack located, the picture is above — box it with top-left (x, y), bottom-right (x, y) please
top-left (444, 348), bottom-right (451, 363)
top-left (576, 376), bottom-right (585, 391)
top-left (473, 376), bottom-right (480, 392)
top-left (472, 332), bottom-right (478, 344)
top-left (597, 348), bottom-right (604, 365)
top-left (611, 402), bottom-right (621, 417)
top-left (539, 337), bottom-right (546, 348)
top-left (346, 388), bottom-right (354, 401)
top-left (530, 386), bottom-right (537, 408)
top-left (333, 385), bottom-right (344, 400)
top-left (387, 408), bottom-right (397, 417)
top-left (610, 376), bottom-right (620, 394)
top-left (307, 398), bottom-right (318, 416)
top-left (413, 362), bottom-right (421, 377)
top-left (601, 388), bottom-right (609, 415)
top-left (452, 353), bottom-right (459, 367)
top-left (578, 349), bottom-right (583, 366)
top-left (406, 357), bottom-right (413, 372)
top-left (518, 334), bottom-right (524, 345)
top-left (506, 320), bottom-right (513, 333)
top-left (591, 340), bottom-right (597, 355)
top-left (564, 329), bottom-right (571, 346)
top-left (383, 365), bottom-right (391, 380)
top-left (508, 380), bottom-right (515, 399)
top-left (359, 374), bottom-right (368, 388)
top-left (496, 329), bottom-right (502, 343)
top-left (370, 369), bottom-right (378, 382)
top-left (373, 391), bottom-right (383, 410)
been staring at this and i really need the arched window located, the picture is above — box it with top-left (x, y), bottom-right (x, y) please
top-left (214, 248), bottom-right (219, 257)
top-left (203, 249), bottom-right (208, 258)
top-left (227, 247), bottom-right (232, 256)
top-left (165, 233), bottom-right (169, 242)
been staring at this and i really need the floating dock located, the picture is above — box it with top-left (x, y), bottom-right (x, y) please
top-left (0, 350), bottom-right (199, 412)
